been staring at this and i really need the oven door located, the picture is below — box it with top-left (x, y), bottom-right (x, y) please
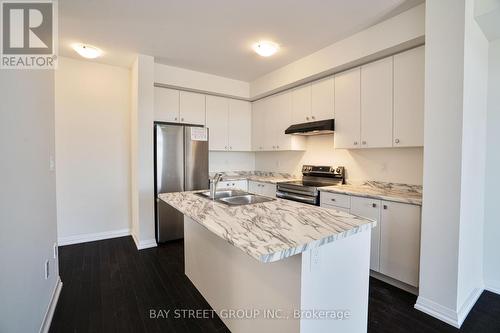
top-left (276, 190), bottom-right (318, 205)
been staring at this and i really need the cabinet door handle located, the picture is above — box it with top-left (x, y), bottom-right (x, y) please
top-left (372, 203), bottom-right (377, 208)
top-left (276, 145), bottom-right (280, 149)
top-left (395, 139), bottom-right (400, 144)
top-left (362, 141), bottom-right (367, 145)
top-left (383, 205), bottom-right (388, 210)
top-left (225, 146), bottom-right (227, 150)
top-left (331, 198), bottom-right (336, 202)
top-left (306, 117), bottom-right (310, 121)
top-left (354, 141), bottom-right (358, 145)
top-left (229, 146), bottom-right (232, 150)
top-left (174, 117), bottom-right (178, 121)
top-left (311, 116), bottom-right (315, 120)
top-left (181, 118), bottom-right (184, 122)
top-left (272, 146), bottom-right (276, 149)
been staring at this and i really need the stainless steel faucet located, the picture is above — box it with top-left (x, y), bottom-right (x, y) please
top-left (209, 173), bottom-right (223, 199)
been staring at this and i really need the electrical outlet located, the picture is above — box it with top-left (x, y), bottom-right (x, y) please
top-left (310, 247), bottom-right (321, 271)
top-left (44, 260), bottom-right (50, 279)
top-left (53, 243), bottom-right (58, 259)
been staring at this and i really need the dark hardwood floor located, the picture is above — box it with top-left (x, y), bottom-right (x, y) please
top-left (50, 236), bottom-right (500, 333)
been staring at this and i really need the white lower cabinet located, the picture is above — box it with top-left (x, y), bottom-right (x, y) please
top-left (320, 192), bottom-right (421, 288)
top-left (350, 196), bottom-right (382, 272)
top-left (248, 181), bottom-right (276, 198)
top-left (379, 201), bottom-right (421, 287)
top-left (218, 180), bottom-right (248, 191)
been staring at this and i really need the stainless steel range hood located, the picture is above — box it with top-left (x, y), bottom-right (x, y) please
top-left (284, 119), bottom-right (335, 136)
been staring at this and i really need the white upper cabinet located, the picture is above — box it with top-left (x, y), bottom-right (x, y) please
top-left (252, 93), bottom-right (305, 152)
top-left (360, 57), bottom-right (394, 148)
top-left (206, 96), bottom-right (251, 151)
top-left (273, 91), bottom-right (294, 150)
top-left (292, 79), bottom-right (334, 124)
top-left (311, 77), bottom-right (335, 121)
top-left (291, 84), bottom-right (312, 124)
top-left (205, 95), bottom-right (228, 151)
top-left (179, 91), bottom-right (206, 125)
top-left (263, 97), bottom-right (276, 151)
top-left (154, 87), bottom-right (180, 122)
top-left (252, 99), bottom-right (266, 151)
top-left (333, 47), bottom-right (424, 150)
top-left (393, 46), bottom-right (425, 147)
top-left (228, 99), bottom-right (251, 151)
top-left (334, 67), bottom-right (361, 149)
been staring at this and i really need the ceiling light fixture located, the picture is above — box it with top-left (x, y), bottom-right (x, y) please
top-left (253, 40), bottom-right (279, 57)
top-left (72, 43), bottom-right (103, 59)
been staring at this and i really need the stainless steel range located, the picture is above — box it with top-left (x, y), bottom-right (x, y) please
top-left (276, 165), bottom-right (345, 205)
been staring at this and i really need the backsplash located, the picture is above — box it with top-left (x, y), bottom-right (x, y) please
top-left (209, 170), bottom-right (296, 179)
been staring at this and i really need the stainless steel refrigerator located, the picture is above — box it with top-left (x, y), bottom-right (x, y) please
top-left (154, 124), bottom-right (209, 243)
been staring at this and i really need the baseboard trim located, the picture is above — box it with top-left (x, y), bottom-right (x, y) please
top-left (58, 228), bottom-right (130, 246)
top-left (370, 270), bottom-right (419, 295)
top-left (415, 287), bottom-right (484, 328)
top-left (132, 232), bottom-right (157, 250)
top-left (456, 287), bottom-right (484, 326)
top-left (39, 276), bottom-right (62, 333)
top-left (485, 279), bottom-right (500, 295)
top-left (415, 296), bottom-right (460, 328)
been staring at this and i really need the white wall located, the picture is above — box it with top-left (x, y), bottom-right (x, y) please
top-left (54, 57), bottom-right (131, 244)
top-left (209, 152), bottom-right (255, 172)
top-left (456, 0), bottom-right (488, 309)
top-left (131, 55), bottom-right (157, 249)
top-left (416, 0), bottom-right (489, 327)
top-left (484, 39), bottom-right (500, 294)
top-left (155, 63), bottom-right (250, 99)
top-left (0, 71), bottom-right (59, 332)
top-left (250, 4), bottom-right (425, 99)
top-left (255, 136), bottom-right (423, 184)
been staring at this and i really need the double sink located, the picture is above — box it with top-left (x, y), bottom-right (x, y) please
top-left (196, 189), bottom-right (276, 206)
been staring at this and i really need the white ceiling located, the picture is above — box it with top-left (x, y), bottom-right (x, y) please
top-left (59, 0), bottom-right (423, 81)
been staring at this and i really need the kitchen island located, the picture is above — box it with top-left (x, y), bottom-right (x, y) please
top-left (159, 191), bottom-right (375, 333)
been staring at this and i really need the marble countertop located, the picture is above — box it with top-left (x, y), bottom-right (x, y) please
top-left (212, 171), bottom-right (299, 184)
top-left (319, 181), bottom-right (423, 206)
top-left (158, 191), bottom-right (375, 263)
top-left (222, 175), bottom-right (301, 184)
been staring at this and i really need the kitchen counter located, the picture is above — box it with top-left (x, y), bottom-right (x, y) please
top-left (319, 181), bottom-right (423, 206)
top-left (210, 171), bottom-right (300, 184)
top-left (158, 191), bottom-right (374, 263)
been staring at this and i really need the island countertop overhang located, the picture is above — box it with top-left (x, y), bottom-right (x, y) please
top-left (158, 191), bottom-right (375, 263)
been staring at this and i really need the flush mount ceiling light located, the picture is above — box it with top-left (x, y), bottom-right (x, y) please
top-left (252, 40), bottom-right (279, 57)
top-left (72, 43), bottom-right (103, 59)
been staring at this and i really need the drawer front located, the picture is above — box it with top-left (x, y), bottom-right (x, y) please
top-left (248, 181), bottom-right (276, 197)
top-left (219, 180), bottom-right (248, 191)
top-left (248, 181), bottom-right (260, 194)
top-left (320, 192), bottom-right (351, 208)
top-left (261, 182), bottom-right (277, 198)
top-left (320, 203), bottom-right (350, 213)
